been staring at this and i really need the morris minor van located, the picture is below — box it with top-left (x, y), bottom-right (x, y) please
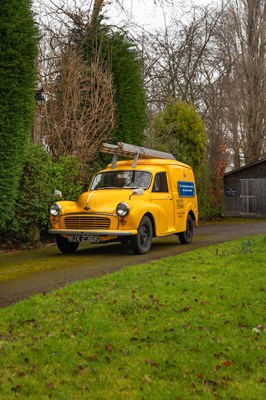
top-left (49, 142), bottom-right (198, 254)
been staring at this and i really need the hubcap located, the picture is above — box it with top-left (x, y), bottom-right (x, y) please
top-left (140, 225), bottom-right (149, 247)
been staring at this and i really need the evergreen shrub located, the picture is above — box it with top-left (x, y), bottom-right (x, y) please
top-left (149, 100), bottom-right (206, 180)
top-left (0, 144), bottom-right (86, 245)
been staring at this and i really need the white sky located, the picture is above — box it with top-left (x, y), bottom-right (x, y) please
top-left (105, 0), bottom-right (219, 31)
top-left (33, 0), bottom-right (222, 33)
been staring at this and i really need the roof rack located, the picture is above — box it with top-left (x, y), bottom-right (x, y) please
top-left (101, 142), bottom-right (176, 168)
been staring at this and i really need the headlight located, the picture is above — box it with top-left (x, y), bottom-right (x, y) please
top-left (116, 202), bottom-right (130, 217)
top-left (50, 203), bottom-right (62, 216)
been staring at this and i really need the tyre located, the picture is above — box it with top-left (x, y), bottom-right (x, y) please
top-left (178, 214), bottom-right (194, 244)
top-left (56, 235), bottom-right (79, 254)
top-left (130, 216), bottom-right (153, 254)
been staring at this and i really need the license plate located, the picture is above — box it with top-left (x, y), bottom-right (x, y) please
top-left (68, 235), bottom-right (100, 243)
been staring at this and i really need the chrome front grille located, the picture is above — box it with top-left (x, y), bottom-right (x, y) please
top-left (64, 215), bottom-right (111, 230)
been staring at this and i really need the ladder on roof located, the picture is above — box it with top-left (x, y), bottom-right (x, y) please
top-left (101, 142), bottom-right (176, 168)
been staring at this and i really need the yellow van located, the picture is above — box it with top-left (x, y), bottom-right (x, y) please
top-left (49, 142), bottom-right (198, 254)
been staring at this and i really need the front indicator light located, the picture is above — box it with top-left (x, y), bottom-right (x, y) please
top-left (50, 203), bottom-right (62, 216)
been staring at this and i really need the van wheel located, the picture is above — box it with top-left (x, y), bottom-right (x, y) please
top-left (56, 235), bottom-right (79, 254)
top-left (130, 216), bottom-right (153, 254)
top-left (178, 215), bottom-right (193, 244)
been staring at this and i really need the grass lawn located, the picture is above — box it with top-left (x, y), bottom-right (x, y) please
top-left (0, 236), bottom-right (265, 399)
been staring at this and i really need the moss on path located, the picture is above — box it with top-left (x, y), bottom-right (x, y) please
top-left (1, 219), bottom-right (266, 307)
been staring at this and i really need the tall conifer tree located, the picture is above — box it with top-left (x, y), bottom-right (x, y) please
top-left (107, 32), bottom-right (147, 145)
top-left (0, 0), bottom-right (36, 228)
top-left (84, 28), bottom-right (147, 146)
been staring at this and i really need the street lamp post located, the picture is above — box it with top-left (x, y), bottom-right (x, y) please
top-left (34, 88), bottom-right (46, 143)
top-left (35, 88), bottom-right (46, 106)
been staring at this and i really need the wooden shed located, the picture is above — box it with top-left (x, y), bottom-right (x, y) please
top-left (223, 159), bottom-right (266, 217)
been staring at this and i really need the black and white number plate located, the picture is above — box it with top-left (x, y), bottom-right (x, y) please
top-left (68, 235), bottom-right (100, 243)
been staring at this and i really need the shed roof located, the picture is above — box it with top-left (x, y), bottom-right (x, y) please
top-left (224, 158), bottom-right (266, 176)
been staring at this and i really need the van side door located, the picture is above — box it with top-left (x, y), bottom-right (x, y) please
top-left (150, 172), bottom-right (175, 234)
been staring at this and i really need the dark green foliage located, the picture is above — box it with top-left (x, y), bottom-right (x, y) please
top-left (106, 32), bottom-right (147, 145)
top-left (0, 0), bottom-right (37, 229)
top-left (84, 29), bottom-right (147, 147)
top-left (149, 100), bottom-right (206, 179)
top-left (1, 144), bottom-right (54, 243)
top-left (91, 152), bottom-right (113, 175)
top-left (0, 144), bottom-right (85, 244)
top-left (51, 156), bottom-right (86, 201)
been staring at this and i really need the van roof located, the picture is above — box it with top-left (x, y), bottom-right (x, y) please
top-left (106, 158), bottom-right (192, 169)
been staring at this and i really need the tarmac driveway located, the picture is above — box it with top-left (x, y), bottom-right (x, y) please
top-left (0, 219), bottom-right (265, 308)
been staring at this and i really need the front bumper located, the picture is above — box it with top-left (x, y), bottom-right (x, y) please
top-left (49, 229), bottom-right (138, 236)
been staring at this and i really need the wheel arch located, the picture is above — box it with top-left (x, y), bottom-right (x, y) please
top-left (188, 209), bottom-right (196, 222)
top-left (143, 212), bottom-right (156, 237)
top-left (188, 208), bottom-right (198, 227)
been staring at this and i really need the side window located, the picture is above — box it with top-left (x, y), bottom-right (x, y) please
top-left (152, 172), bottom-right (168, 192)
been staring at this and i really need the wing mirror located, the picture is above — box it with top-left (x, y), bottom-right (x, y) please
top-left (54, 189), bottom-right (62, 199)
top-left (129, 188), bottom-right (144, 199)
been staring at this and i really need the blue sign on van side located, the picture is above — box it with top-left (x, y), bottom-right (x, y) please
top-left (178, 181), bottom-right (195, 197)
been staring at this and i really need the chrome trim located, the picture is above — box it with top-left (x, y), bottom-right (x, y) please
top-left (49, 229), bottom-right (136, 236)
top-left (62, 212), bottom-right (118, 218)
top-left (63, 215), bottom-right (111, 230)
